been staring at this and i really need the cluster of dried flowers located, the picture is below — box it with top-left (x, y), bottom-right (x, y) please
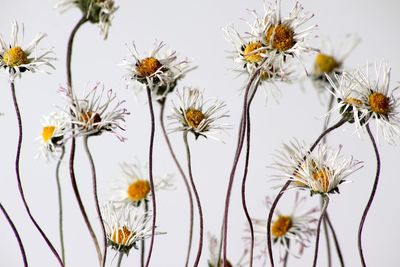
top-left (0, 0), bottom-right (399, 266)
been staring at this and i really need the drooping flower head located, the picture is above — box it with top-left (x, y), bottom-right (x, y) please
top-left (37, 112), bottom-right (70, 160)
top-left (56, 0), bottom-right (117, 39)
top-left (101, 201), bottom-right (156, 255)
top-left (122, 42), bottom-right (191, 101)
top-left (272, 140), bottom-right (363, 196)
top-left (59, 83), bottom-right (129, 141)
top-left (249, 194), bottom-right (318, 263)
top-left (168, 87), bottom-right (230, 140)
top-left (109, 161), bottom-right (174, 206)
top-left (0, 22), bottom-right (55, 81)
top-left (311, 35), bottom-right (360, 93)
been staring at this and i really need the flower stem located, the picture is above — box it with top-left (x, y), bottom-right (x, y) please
top-left (266, 117), bottom-right (347, 267)
top-left (141, 200), bottom-right (149, 267)
top-left (56, 146), bottom-right (66, 265)
top-left (66, 15), bottom-right (102, 265)
top-left (0, 203), bottom-right (28, 267)
top-left (325, 213), bottom-right (345, 266)
top-left (312, 197), bottom-right (330, 267)
top-left (10, 82), bottom-right (64, 266)
top-left (116, 252), bottom-right (123, 267)
top-left (144, 86), bottom-right (157, 267)
top-left (358, 124), bottom-right (381, 267)
top-left (82, 136), bottom-right (108, 267)
top-left (322, 212), bottom-right (332, 267)
top-left (182, 132), bottom-right (204, 267)
top-left (159, 99), bottom-right (194, 267)
top-left (240, 80), bottom-right (260, 267)
top-left (222, 60), bottom-right (266, 266)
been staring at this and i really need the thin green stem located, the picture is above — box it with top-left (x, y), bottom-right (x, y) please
top-left (0, 203), bottom-right (28, 267)
top-left (159, 99), bottom-right (194, 267)
top-left (10, 82), bottom-right (64, 266)
top-left (183, 132), bottom-right (204, 267)
top-left (82, 136), bottom-right (108, 267)
top-left (312, 197), bottom-right (330, 267)
top-left (358, 124), bottom-right (381, 267)
top-left (56, 146), bottom-right (66, 265)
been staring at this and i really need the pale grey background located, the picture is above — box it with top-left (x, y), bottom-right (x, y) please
top-left (0, 0), bottom-right (399, 266)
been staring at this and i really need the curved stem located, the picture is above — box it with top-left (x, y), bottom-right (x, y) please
top-left (141, 200), bottom-right (149, 267)
top-left (0, 203), bottom-right (28, 267)
top-left (82, 136), bottom-right (108, 267)
top-left (312, 197), bottom-right (330, 267)
top-left (322, 214), bottom-right (332, 267)
top-left (56, 146), bottom-right (66, 265)
top-left (266, 118), bottom-right (347, 267)
top-left (159, 99), bottom-right (194, 267)
top-left (10, 82), bottom-right (64, 266)
top-left (240, 81), bottom-right (260, 267)
top-left (66, 16), bottom-right (87, 89)
top-left (222, 63), bottom-right (265, 266)
top-left (66, 15), bottom-right (102, 265)
top-left (182, 132), bottom-right (204, 267)
top-left (358, 124), bottom-right (381, 267)
top-left (116, 252), bottom-right (123, 267)
top-left (325, 213), bottom-right (345, 267)
top-left (144, 86), bottom-right (157, 267)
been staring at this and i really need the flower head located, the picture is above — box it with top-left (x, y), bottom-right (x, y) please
top-left (56, 0), bottom-right (117, 39)
top-left (60, 84), bottom-right (129, 141)
top-left (102, 202), bottom-right (156, 254)
top-left (249, 195), bottom-right (318, 262)
top-left (168, 87), bottom-right (230, 140)
top-left (271, 140), bottom-right (363, 196)
top-left (311, 35), bottom-right (360, 93)
top-left (122, 42), bottom-right (191, 100)
top-left (109, 161), bottom-right (174, 206)
top-left (37, 112), bottom-right (70, 160)
top-left (0, 22), bottom-right (55, 81)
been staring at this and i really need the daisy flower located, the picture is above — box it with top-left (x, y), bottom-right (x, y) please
top-left (109, 161), bottom-right (174, 206)
top-left (0, 21), bottom-right (55, 81)
top-left (311, 35), bottom-right (360, 93)
top-left (168, 87), bottom-right (230, 140)
top-left (59, 83), bottom-right (129, 141)
top-left (121, 42), bottom-right (191, 100)
top-left (101, 201), bottom-right (157, 255)
top-left (37, 112), bottom-right (70, 160)
top-left (352, 62), bottom-right (400, 144)
top-left (250, 0), bottom-right (317, 69)
top-left (249, 195), bottom-right (318, 263)
top-left (56, 0), bottom-right (118, 39)
top-left (271, 140), bottom-right (363, 196)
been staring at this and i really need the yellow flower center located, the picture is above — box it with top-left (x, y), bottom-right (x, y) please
top-left (136, 57), bottom-right (162, 77)
top-left (344, 97), bottom-right (363, 107)
top-left (80, 111), bottom-right (102, 129)
top-left (111, 226), bottom-right (133, 246)
top-left (265, 24), bottom-right (294, 51)
top-left (185, 108), bottom-right (205, 128)
top-left (314, 53), bottom-right (340, 74)
top-left (127, 180), bottom-right (151, 202)
top-left (312, 168), bottom-right (330, 193)
top-left (368, 92), bottom-right (390, 115)
top-left (243, 42), bottom-right (264, 63)
top-left (271, 215), bottom-right (292, 237)
top-left (2, 47), bottom-right (29, 67)
top-left (42, 126), bottom-right (56, 143)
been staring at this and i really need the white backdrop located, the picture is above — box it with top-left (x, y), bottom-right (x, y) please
top-left (0, 0), bottom-right (399, 266)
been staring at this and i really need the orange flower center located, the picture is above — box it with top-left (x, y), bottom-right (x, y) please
top-left (2, 47), bottom-right (29, 67)
top-left (243, 42), bottom-right (264, 63)
top-left (185, 108), bottom-right (205, 128)
top-left (42, 126), bottom-right (56, 143)
top-left (127, 180), bottom-right (151, 201)
top-left (369, 92), bottom-right (390, 115)
top-left (312, 168), bottom-right (330, 193)
top-left (111, 226), bottom-right (133, 246)
top-left (314, 53), bottom-right (340, 74)
top-left (271, 215), bottom-right (292, 237)
top-left (266, 24), bottom-right (294, 51)
top-left (136, 57), bottom-right (162, 77)
top-left (80, 111), bottom-right (102, 129)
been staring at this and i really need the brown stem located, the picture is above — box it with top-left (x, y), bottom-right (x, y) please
top-left (266, 118), bottom-right (347, 267)
top-left (0, 203), bottom-right (28, 267)
top-left (358, 124), bottom-right (381, 267)
top-left (10, 82), bottom-right (64, 266)
top-left (312, 197), bottom-right (330, 267)
top-left (325, 213), bottom-right (345, 266)
top-left (182, 132), bottom-right (204, 267)
top-left (159, 99), bottom-right (194, 267)
top-left (322, 214), bottom-right (332, 267)
top-left (82, 136), bottom-right (108, 267)
top-left (144, 86), bottom-right (157, 267)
